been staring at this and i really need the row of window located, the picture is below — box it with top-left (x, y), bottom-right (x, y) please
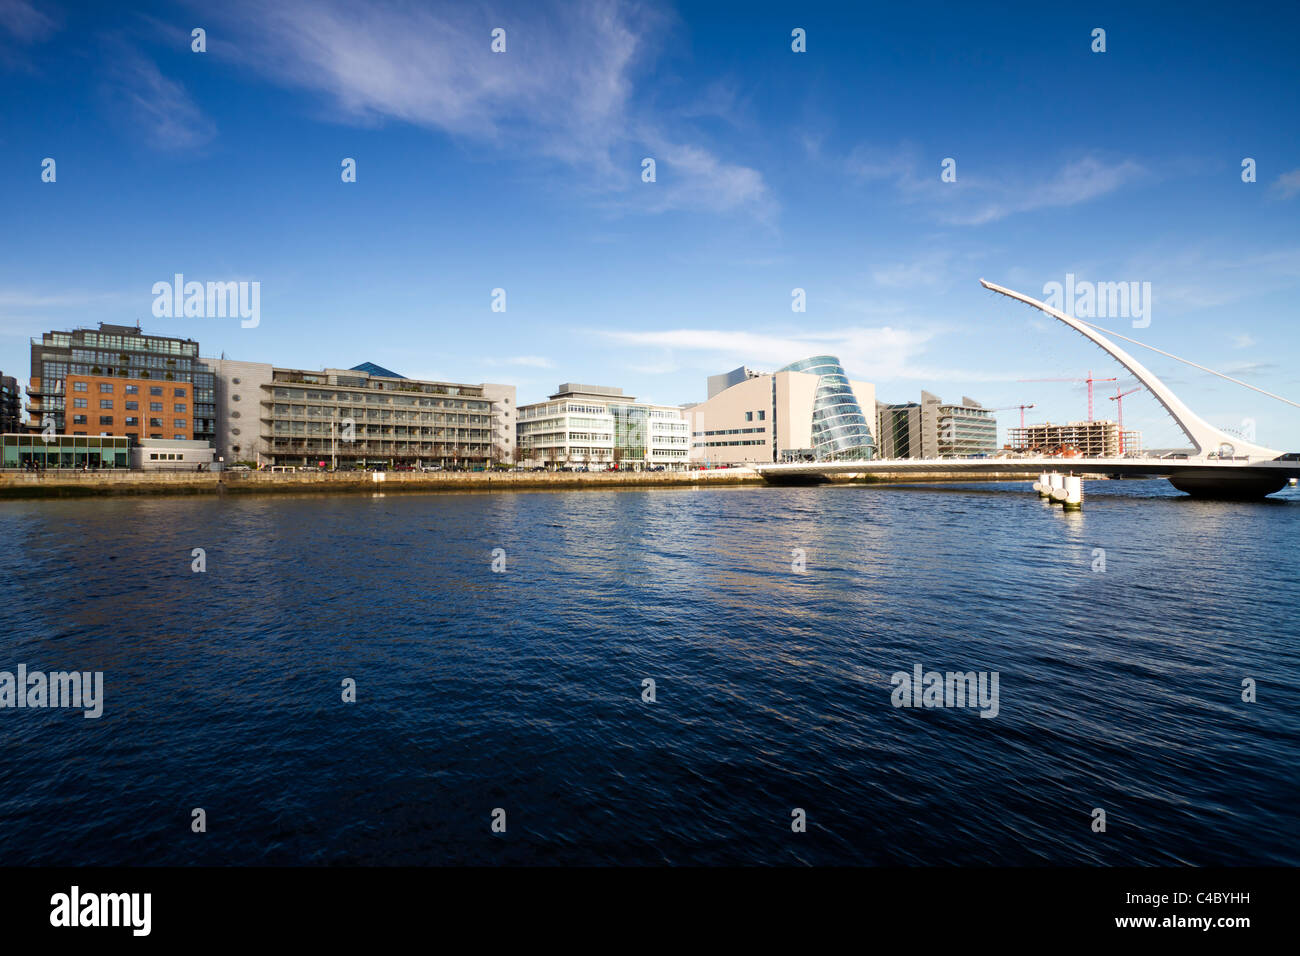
top-left (73, 382), bottom-right (186, 397)
top-left (73, 399), bottom-right (186, 412)
top-left (71, 415), bottom-right (186, 428)
top-left (71, 432), bottom-right (187, 440)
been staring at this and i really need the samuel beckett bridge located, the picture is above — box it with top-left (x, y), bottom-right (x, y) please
top-left (755, 279), bottom-right (1300, 500)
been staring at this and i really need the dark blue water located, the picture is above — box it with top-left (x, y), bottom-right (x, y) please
top-left (1, 480), bottom-right (1297, 865)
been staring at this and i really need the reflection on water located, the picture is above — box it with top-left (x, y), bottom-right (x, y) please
top-left (0, 480), bottom-right (1297, 865)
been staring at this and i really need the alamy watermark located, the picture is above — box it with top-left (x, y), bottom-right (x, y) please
top-left (1, 665), bottom-right (103, 718)
top-left (1043, 272), bottom-right (1152, 328)
top-left (152, 274), bottom-right (260, 328)
top-left (891, 664), bottom-right (999, 718)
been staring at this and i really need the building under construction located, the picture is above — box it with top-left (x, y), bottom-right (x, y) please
top-left (1009, 420), bottom-right (1143, 457)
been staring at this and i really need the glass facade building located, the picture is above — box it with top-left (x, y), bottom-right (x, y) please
top-left (28, 324), bottom-right (214, 446)
top-left (517, 384), bottom-right (689, 469)
top-left (2, 434), bottom-right (130, 468)
top-left (777, 356), bottom-right (876, 460)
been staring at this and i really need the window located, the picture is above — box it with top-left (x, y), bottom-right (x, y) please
top-left (72, 414), bottom-right (86, 425)
top-left (99, 383), bottom-right (114, 393)
top-left (149, 433), bottom-right (162, 439)
top-left (174, 388), bottom-right (185, 397)
top-left (149, 386), bottom-right (162, 396)
top-left (150, 418), bottom-right (163, 428)
top-left (174, 419), bottom-right (187, 429)
top-left (758, 410), bottom-right (766, 421)
top-left (232, 377), bottom-right (241, 385)
top-left (173, 434), bottom-right (186, 441)
top-left (125, 401), bottom-right (138, 410)
top-left (149, 453), bottom-right (158, 460)
top-left (100, 399), bottom-right (113, 410)
top-left (745, 411), bottom-right (753, 422)
top-left (73, 382), bottom-right (88, 392)
top-left (232, 394), bottom-right (241, 402)
top-left (150, 402), bottom-right (163, 412)
top-left (99, 415), bottom-right (114, 425)
top-left (125, 385), bottom-right (139, 394)
top-left (73, 398), bottom-right (87, 409)
top-left (125, 417), bottom-right (138, 426)
top-left (174, 403), bottom-right (187, 413)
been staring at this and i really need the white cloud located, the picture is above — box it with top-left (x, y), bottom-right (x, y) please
top-left (1274, 168), bottom-right (1300, 200)
top-left (0, 0), bottom-right (57, 44)
top-left (847, 145), bottom-right (1144, 226)
top-left (199, 0), bottom-right (769, 217)
top-left (105, 49), bottom-right (216, 150)
top-left (487, 355), bottom-right (554, 368)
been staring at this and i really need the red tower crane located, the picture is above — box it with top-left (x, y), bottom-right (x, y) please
top-left (1017, 370), bottom-right (1118, 420)
top-left (1109, 386), bottom-right (1142, 455)
top-left (988, 403), bottom-right (1036, 429)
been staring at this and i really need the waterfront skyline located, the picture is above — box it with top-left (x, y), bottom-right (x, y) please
top-left (3, 0), bottom-right (1299, 453)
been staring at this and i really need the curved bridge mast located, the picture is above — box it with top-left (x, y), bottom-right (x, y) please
top-left (980, 279), bottom-right (1281, 460)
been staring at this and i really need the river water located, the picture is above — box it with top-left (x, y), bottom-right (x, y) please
top-left (1, 480), bottom-right (1296, 865)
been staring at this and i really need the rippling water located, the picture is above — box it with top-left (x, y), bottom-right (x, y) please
top-left (1, 480), bottom-right (1297, 865)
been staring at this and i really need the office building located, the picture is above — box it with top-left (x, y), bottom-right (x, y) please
top-left (202, 360), bottom-right (502, 468)
top-left (875, 402), bottom-right (922, 458)
top-left (27, 324), bottom-right (214, 445)
top-left (0, 372), bottom-right (20, 433)
top-left (64, 374), bottom-right (192, 442)
top-left (686, 355), bottom-right (876, 465)
top-left (876, 391), bottom-right (997, 458)
top-left (516, 384), bottom-right (689, 469)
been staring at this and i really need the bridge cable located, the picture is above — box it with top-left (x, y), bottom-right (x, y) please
top-left (1077, 319), bottom-right (1300, 410)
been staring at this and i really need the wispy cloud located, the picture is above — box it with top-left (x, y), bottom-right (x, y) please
top-left (200, 0), bottom-right (770, 217)
top-left (0, 0), bottom-right (58, 69)
top-left (0, 0), bottom-right (57, 43)
top-left (486, 355), bottom-right (554, 369)
top-left (1273, 168), bottom-right (1300, 200)
top-left (103, 46), bottom-right (215, 151)
top-left (847, 144), bottom-right (1145, 226)
top-left (598, 324), bottom-right (1028, 383)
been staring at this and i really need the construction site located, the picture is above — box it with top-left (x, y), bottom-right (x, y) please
top-left (1007, 420), bottom-right (1143, 457)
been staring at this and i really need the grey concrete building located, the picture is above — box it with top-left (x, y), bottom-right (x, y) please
top-left (876, 391), bottom-right (997, 458)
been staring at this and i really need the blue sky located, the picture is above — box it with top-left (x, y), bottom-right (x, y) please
top-left (2, 0), bottom-right (1299, 449)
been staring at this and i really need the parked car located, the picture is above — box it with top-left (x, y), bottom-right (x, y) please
top-left (394, 464), bottom-right (415, 471)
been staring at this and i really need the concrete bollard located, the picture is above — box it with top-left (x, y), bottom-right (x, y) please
top-left (1035, 472), bottom-right (1051, 496)
top-left (1048, 473), bottom-right (1067, 502)
top-left (1063, 475), bottom-right (1082, 510)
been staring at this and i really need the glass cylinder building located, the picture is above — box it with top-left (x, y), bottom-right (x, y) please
top-left (777, 355), bottom-right (876, 459)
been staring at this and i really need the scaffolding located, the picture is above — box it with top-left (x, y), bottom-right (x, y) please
top-left (1008, 420), bottom-right (1138, 458)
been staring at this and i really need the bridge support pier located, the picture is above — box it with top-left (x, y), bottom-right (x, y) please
top-left (1063, 475), bottom-right (1083, 510)
top-left (1167, 473), bottom-right (1289, 500)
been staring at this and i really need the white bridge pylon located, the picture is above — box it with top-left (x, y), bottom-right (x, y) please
top-left (980, 278), bottom-right (1282, 461)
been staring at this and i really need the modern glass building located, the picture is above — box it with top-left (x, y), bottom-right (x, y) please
top-left (517, 384), bottom-right (689, 469)
top-left (2, 434), bottom-right (130, 468)
top-left (27, 324), bottom-right (215, 446)
top-left (686, 356), bottom-right (876, 465)
top-left (776, 356), bottom-right (876, 459)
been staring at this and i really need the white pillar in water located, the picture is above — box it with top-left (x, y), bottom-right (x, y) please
top-left (1036, 472), bottom-right (1051, 496)
top-left (1063, 475), bottom-right (1082, 510)
top-left (1049, 473), bottom-right (1067, 502)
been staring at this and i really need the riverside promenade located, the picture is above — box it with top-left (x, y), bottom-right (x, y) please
top-left (0, 468), bottom-right (766, 499)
